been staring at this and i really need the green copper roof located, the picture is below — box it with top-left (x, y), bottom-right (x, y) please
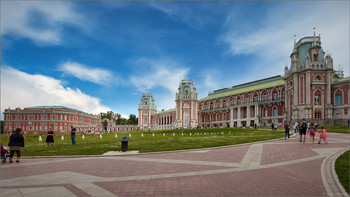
top-left (199, 75), bottom-right (285, 102)
top-left (332, 77), bottom-right (350, 85)
top-left (153, 108), bottom-right (176, 115)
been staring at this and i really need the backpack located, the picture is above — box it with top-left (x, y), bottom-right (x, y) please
top-left (302, 122), bottom-right (307, 130)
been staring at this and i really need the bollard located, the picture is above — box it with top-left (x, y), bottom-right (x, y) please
top-left (39, 136), bottom-right (42, 142)
top-left (82, 135), bottom-right (85, 140)
top-left (61, 135), bottom-right (64, 140)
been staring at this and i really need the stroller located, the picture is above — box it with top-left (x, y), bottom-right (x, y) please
top-left (1, 143), bottom-right (9, 163)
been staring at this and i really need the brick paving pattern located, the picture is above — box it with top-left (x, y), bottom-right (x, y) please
top-left (1, 132), bottom-right (349, 197)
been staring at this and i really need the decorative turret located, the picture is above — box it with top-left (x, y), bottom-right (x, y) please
top-left (325, 50), bottom-right (334, 69)
top-left (138, 93), bottom-right (157, 130)
top-left (285, 28), bottom-right (329, 78)
top-left (175, 79), bottom-right (198, 129)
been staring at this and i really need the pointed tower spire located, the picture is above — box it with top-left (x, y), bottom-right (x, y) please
top-left (292, 35), bottom-right (297, 53)
top-left (312, 27), bottom-right (318, 47)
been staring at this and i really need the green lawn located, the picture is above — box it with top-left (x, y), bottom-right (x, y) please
top-left (326, 126), bottom-right (350, 134)
top-left (1, 128), bottom-right (283, 156)
top-left (335, 150), bottom-right (349, 194)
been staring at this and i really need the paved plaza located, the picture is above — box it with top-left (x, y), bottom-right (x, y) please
top-left (1, 132), bottom-right (349, 197)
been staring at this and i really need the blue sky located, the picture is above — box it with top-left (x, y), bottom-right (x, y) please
top-left (1, 1), bottom-right (349, 119)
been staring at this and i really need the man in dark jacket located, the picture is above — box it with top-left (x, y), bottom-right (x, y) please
top-left (8, 128), bottom-right (25, 163)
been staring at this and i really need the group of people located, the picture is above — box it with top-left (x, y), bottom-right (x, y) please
top-left (44, 126), bottom-right (77, 146)
top-left (283, 119), bottom-right (328, 144)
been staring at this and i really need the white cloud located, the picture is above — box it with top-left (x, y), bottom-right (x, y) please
top-left (129, 58), bottom-right (190, 111)
top-left (149, 2), bottom-right (214, 30)
top-left (59, 61), bottom-right (117, 85)
top-left (130, 58), bottom-right (190, 93)
top-left (221, 1), bottom-right (349, 77)
top-left (1, 1), bottom-right (85, 45)
top-left (1, 66), bottom-right (111, 116)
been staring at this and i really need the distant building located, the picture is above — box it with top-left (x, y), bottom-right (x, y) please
top-left (3, 106), bottom-right (137, 134)
top-left (138, 30), bottom-right (349, 130)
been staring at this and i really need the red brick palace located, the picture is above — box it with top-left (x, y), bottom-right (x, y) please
top-left (138, 31), bottom-right (349, 130)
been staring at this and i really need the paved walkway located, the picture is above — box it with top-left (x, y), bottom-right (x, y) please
top-left (1, 132), bottom-right (349, 197)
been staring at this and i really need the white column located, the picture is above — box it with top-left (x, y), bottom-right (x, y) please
top-left (306, 71), bottom-right (311, 105)
top-left (230, 107), bottom-right (234, 127)
top-left (237, 107), bottom-right (241, 127)
top-left (247, 106), bottom-right (250, 119)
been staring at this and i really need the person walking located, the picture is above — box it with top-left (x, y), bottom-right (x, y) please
top-left (271, 122), bottom-right (274, 130)
top-left (71, 126), bottom-right (77, 145)
top-left (309, 123), bottom-right (316, 144)
top-left (8, 128), bottom-right (25, 163)
top-left (274, 122), bottom-right (277, 131)
top-left (300, 119), bottom-right (307, 143)
top-left (294, 122), bottom-right (298, 133)
top-left (318, 126), bottom-right (328, 144)
top-left (46, 128), bottom-right (55, 147)
top-left (284, 122), bottom-right (290, 140)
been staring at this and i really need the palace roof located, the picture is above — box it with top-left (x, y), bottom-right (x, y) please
top-left (26, 106), bottom-right (82, 112)
top-left (199, 75), bottom-right (284, 102)
top-left (153, 108), bottom-right (176, 115)
top-left (332, 76), bottom-right (350, 85)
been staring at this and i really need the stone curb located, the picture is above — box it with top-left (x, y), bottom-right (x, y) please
top-left (321, 147), bottom-right (350, 197)
top-left (331, 148), bottom-right (350, 197)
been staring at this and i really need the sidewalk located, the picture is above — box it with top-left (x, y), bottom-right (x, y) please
top-left (1, 132), bottom-right (349, 197)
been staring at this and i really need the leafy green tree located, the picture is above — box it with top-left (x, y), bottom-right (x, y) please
top-left (128, 114), bottom-right (138, 125)
top-left (0, 121), bottom-right (3, 134)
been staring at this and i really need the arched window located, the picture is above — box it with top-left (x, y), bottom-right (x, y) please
top-left (223, 113), bottom-right (226, 121)
top-left (216, 114), bottom-right (220, 121)
top-left (273, 108), bottom-right (278, 116)
top-left (314, 111), bottom-right (321, 119)
top-left (335, 90), bottom-right (343, 105)
top-left (314, 75), bottom-right (322, 81)
top-left (315, 95), bottom-right (320, 105)
top-left (263, 108), bottom-right (268, 117)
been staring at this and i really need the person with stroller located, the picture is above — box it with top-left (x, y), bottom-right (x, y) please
top-left (1, 143), bottom-right (9, 163)
top-left (8, 128), bottom-right (25, 163)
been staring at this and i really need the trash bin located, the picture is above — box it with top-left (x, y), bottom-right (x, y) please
top-left (120, 136), bottom-right (129, 152)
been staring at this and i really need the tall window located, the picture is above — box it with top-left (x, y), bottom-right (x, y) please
top-left (315, 112), bottom-right (321, 119)
top-left (184, 112), bottom-right (189, 127)
top-left (335, 94), bottom-right (343, 105)
top-left (273, 93), bottom-right (277, 101)
top-left (263, 109), bottom-right (267, 117)
top-left (223, 113), bottom-right (226, 121)
top-left (263, 95), bottom-right (268, 102)
top-left (315, 95), bottom-right (320, 105)
top-left (216, 114), bottom-right (220, 121)
top-left (273, 108), bottom-right (278, 116)
top-left (246, 98), bottom-right (249, 104)
top-left (254, 97), bottom-right (258, 103)
top-left (145, 119), bottom-right (147, 124)
top-left (237, 100), bottom-right (240, 104)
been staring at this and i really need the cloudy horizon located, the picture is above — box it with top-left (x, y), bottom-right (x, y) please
top-left (1, 1), bottom-right (349, 119)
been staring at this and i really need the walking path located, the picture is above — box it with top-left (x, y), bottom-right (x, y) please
top-left (1, 132), bottom-right (349, 197)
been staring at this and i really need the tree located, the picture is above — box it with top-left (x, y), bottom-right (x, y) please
top-left (103, 120), bottom-right (108, 131)
top-left (0, 121), bottom-right (3, 134)
top-left (127, 114), bottom-right (138, 125)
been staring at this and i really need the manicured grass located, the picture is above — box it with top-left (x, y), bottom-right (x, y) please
top-left (0, 128), bottom-right (283, 156)
top-left (326, 126), bottom-right (350, 134)
top-left (335, 150), bottom-right (349, 194)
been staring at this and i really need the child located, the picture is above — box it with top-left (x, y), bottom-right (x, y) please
top-left (318, 126), bottom-right (328, 144)
top-left (309, 123), bottom-right (316, 144)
